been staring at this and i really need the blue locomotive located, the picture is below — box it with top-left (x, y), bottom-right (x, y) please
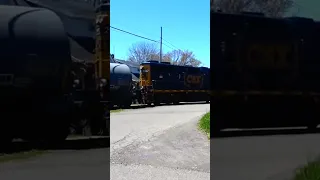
top-left (211, 11), bottom-right (320, 134)
top-left (139, 61), bottom-right (210, 105)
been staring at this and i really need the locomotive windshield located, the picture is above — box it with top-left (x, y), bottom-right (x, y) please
top-left (140, 67), bottom-right (148, 79)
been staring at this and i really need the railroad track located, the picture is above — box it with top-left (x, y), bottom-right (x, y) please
top-left (111, 101), bottom-right (209, 111)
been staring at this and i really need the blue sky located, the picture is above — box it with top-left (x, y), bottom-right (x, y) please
top-left (110, 0), bottom-right (210, 67)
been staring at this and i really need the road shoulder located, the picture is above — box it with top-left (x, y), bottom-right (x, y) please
top-left (111, 116), bottom-right (210, 173)
top-left (111, 163), bottom-right (210, 180)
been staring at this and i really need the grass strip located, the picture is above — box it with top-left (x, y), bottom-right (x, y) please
top-left (198, 112), bottom-right (210, 138)
top-left (110, 109), bottom-right (123, 113)
top-left (294, 159), bottom-right (320, 180)
top-left (0, 150), bottom-right (47, 163)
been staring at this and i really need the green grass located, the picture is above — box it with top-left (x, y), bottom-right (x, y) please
top-left (0, 150), bottom-right (47, 163)
top-left (110, 109), bottom-right (123, 113)
top-left (294, 160), bottom-right (320, 180)
top-left (198, 112), bottom-right (210, 138)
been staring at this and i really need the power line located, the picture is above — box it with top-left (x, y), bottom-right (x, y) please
top-left (163, 38), bottom-right (208, 67)
top-left (163, 39), bottom-right (180, 50)
top-left (110, 26), bottom-right (159, 43)
top-left (110, 26), bottom-right (183, 53)
top-left (110, 26), bottom-right (181, 50)
top-left (110, 26), bottom-right (207, 66)
top-left (162, 42), bottom-right (175, 50)
top-left (111, 26), bottom-right (208, 66)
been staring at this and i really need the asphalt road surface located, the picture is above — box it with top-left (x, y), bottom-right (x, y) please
top-left (110, 103), bottom-right (211, 180)
top-left (3, 102), bottom-right (319, 180)
top-left (0, 147), bottom-right (110, 180)
top-left (212, 127), bottom-right (320, 180)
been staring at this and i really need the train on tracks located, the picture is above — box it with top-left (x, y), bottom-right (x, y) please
top-left (211, 11), bottom-right (320, 135)
top-left (0, 3), bottom-right (110, 146)
top-left (110, 55), bottom-right (133, 108)
top-left (139, 60), bottom-right (210, 106)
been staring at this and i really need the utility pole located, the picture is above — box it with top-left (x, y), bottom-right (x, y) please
top-left (160, 26), bottom-right (162, 62)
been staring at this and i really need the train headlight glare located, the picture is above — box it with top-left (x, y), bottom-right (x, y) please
top-left (73, 79), bottom-right (80, 85)
top-left (100, 78), bottom-right (107, 87)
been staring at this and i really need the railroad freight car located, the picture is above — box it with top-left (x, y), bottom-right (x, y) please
top-left (110, 60), bottom-right (133, 108)
top-left (139, 61), bottom-right (210, 105)
top-left (211, 11), bottom-right (320, 134)
top-left (0, 5), bottom-right (108, 145)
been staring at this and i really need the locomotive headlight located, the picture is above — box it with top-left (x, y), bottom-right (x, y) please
top-left (100, 78), bottom-right (107, 87)
top-left (73, 79), bottom-right (80, 88)
top-left (73, 79), bottom-right (80, 85)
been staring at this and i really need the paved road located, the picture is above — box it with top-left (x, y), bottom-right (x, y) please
top-left (0, 103), bottom-right (209, 180)
top-left (110, 103), bottom-right (211, 180)
top-left (1, 103), bottom-right (318, 180)
top-left (0, 148), bottom-right (110, 180)
top-left (212, 129), bottom-right (320, 180)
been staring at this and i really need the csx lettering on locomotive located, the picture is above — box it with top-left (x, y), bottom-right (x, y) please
top-left (186, 75), bottom-right (202, 84)
top-left (184, 74), bottom-right (204, 88)
top-left (247, 44), bottom-right (293, 68)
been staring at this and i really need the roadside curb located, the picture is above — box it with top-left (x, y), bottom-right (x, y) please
top-left (63, 136), bottom-right (110, 149)
top-left (5, 136), bottom-right (110, 153)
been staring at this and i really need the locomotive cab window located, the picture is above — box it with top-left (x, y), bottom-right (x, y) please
top-left (177, 73), bottom-right (182, 80)
top-left (178, 71), bottom-right (185, 81)
top-left (140, 67), bottom-right (148, 79)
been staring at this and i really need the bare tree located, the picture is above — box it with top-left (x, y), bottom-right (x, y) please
top-left (128, 42), bottom-right (159, 64)
top-left (161, 54), bottom-right (172, 63)
top-left (211, 0), bottom-right (294, 17)
top-left (127, 41), bottom-right (202, 67)
top-left (254, 0), bottom-right (294, 17)
top-left (212, 0), bottom-right (256, 13)
top-left (164, 50), bottom-right (201, 67)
